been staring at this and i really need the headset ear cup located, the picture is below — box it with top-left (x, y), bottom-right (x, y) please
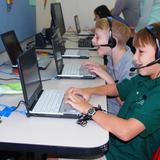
top-left (107, 16), bottom-right (116, 48)
top-left (108, 37), bottom-right (116, 48)
top-left (145, 25), bottom-right (160, 64)
top-left (157, 50), bottom-right (160, 63)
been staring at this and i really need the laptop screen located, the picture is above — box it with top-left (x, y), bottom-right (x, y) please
top-left (74, 15), bottom-right (81, 33)
top-left (56, 28), bottom-right (64, 43)
top-left (1, 30), bottom-right (23, 66)
top-left (50, 3), bottom-right (66, 35)
top-left (51, 32), bottom-right (64, 74)
top-left (18, 48), bottom-right (43, 110)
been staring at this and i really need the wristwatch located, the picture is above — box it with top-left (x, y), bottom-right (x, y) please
top-left (87, 107), bottom-right (97, 118)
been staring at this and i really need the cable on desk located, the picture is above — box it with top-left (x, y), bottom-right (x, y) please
top-left (0, 100), bottom-right (26, 119)
top-left (16, 100), bottom-right (25, 110)
top-left (12, 100), bottom-right (27, 115)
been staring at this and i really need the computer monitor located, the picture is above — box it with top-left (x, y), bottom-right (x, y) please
top-left (0, 30), bottom-right (23, 67)
top-left (50, 3), bottom-right (66, 35)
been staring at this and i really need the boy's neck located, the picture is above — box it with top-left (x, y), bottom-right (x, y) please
top-left (111, 46), bottom-right (127, 65)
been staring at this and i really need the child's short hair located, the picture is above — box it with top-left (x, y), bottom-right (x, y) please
top-left (133, 22), bottom-right (160, 50)
top-left (95, 18), bottom-right (131, 46)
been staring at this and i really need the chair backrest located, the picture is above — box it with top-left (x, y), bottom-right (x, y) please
top-left (152, 146), bottom-right (160, 160)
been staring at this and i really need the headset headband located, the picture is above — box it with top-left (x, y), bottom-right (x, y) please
top-left (145, 25), bottom-right (160, 59)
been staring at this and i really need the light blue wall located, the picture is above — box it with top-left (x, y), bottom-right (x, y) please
top-left (0, 0), bottom-right (36, 52)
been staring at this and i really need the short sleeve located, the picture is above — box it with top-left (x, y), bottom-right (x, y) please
top-left (116, 78), bottom-right (134, 101)
top-left (129, 93), bottom-right (160, 137)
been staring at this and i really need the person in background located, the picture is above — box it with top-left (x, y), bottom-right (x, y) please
top-left (65, 22), bottom-right (160, 160)
top-left (94, 4), bottom-right (111, 21)
top-left (136, 0), bottom-right (160, 32)
top-left (94, 5), bottom-right (129, 27)
top-left (83, 18), bottom-right (135, 115)
top-left (111, 0), bottom-right (140, 53)
top-left (93, 4), bottom-right (135, 54)
top-left (111, 0), bottom-right (140, 28)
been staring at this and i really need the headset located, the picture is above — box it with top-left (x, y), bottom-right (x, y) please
top-left (106, 16), bottom-right (117, 48)
top-left (94, 16), bottom-right (116, 48)
top-left (130, 24), bottom-right (160, 72)
top-left (145, 25), bottom-right (160, 61)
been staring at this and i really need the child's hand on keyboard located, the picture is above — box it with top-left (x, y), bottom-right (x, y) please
top-left (82, 61), bottom-right (105, 75)
top-left (65, 87), bottom-right (91, 102)
top-left (64, 87), bottom-right (92, 114)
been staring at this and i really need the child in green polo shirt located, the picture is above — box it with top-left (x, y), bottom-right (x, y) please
top-left (65, 22), bottom-right (160, 160)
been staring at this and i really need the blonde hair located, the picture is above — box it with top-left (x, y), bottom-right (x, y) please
top-left (95, 18), bottom-right (131, 46)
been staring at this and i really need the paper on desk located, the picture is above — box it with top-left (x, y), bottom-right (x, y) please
top-left (0, 83), bottom-right (22, 94)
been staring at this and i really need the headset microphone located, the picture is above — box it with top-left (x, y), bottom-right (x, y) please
top-left (94, 44), bottom-right (111, 47)
top-left (130, 58), bottom-right (160, 72)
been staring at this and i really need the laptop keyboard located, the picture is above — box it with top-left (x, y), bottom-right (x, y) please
top-left (33, 90), bottom-right (64, 113)
top-left (62, 64), bottom-right (90, 75)
top-left (65, 50), bottom-right (79, 55)
top-left (64, 50), bottom-right (89, 57)
top-left (78, 37), bottom-right (93, 48)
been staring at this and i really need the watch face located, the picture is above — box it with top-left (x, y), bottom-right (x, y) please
top-left (88, 107), bottom-right (96, 116)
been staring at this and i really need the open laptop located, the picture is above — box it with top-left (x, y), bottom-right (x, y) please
top-left (18, 47), bottom-right (80, 118)
top-left (74, 15), bottom-right (94, 36)
top-left (0, 30), bottom-right (51, 70)
top-left (52, 39), bottom-right (96, 79)
top-left (54, 27), bottom-right (90, 58)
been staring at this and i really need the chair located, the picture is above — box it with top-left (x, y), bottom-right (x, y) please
top-left (152, 146), bottom-right (160, 160)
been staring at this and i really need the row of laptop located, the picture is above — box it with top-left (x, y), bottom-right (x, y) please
top-left (17, 23), bottom-right (97, 117)
top-left (35, 15), bottom-right (94, 50)
top-left (0, 29), bottom-right (96, 79)
top-left (1, 28), bottom-right (95, 79)
top-left (0, 28), bottom-right (97, 119)
top-left (35, 27), bottom-right (92, 59)
top-left (0, 34), bottom-right (96, 119)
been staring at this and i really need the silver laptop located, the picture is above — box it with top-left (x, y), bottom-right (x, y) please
top-left (74, 15), bottom-right (94, 36)
top-left (0, 30), bottom-right (51, 70)
top-left (54, 27), bottom-right (90, 58)
top-left (18, 47), bottom-right (80, 118)
top-left (52, 40), bottom-right (96, 79)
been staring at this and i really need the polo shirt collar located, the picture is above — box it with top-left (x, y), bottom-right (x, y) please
top-left (137, 75), bottom-right (160, 90)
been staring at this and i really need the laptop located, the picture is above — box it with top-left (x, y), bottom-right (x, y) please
top-left (18, 47), bottom-right (80, 118)
top-left (54, 27), bottom-right (90, 58)
top-left (52, 39), bottom-right (96, 79)
top-left (74, 15), bottom-right (94, 36)
top-left (0, 30), bottom-right (51, 70)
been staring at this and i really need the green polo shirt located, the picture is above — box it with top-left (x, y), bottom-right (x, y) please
top-left (106, 75), bottom-right (160, 160)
